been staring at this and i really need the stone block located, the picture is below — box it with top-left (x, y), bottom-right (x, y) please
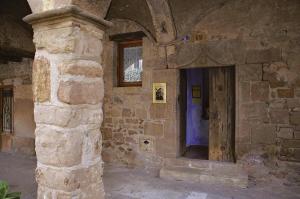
top-left (36, 162), bottom-right (102, 192)
top-left (59, 60), bottom-right (103, 78)
top-left (246, 48), bottom-right (281, 64)
top-left (281, 139), bottom-right (300, 148)
top-left (80, 182), bottom-right (105, 199)
top-left (239, 82), bottom-right (250, 102)
top-left (291, 148), bottom-right (300, 161)
top-left (58, 80), bottom-right (104, 105)
top-left (277, 88), bottom-right (294, 98)
top-left (295, 89), bottom-right (300, 98)
top-left (251, 125), bottom-right (276, 144)
top-left (294, 131), bottom-right (300, 139)
top-left (101, 128), bottom-right (112, 140)
top-left (111, 106), bottom-right (122, 117)
top-left (82, 129), bottom-right (102, 161)
top-left (269, 109), bottom-right (289, 124)
top-left (290, 112), bottom-right (300, 125)
top-left (237, 122), bottom-right (251, 143)
top-left (287, 99), bottom-right (300, 109)
top-left (240, 103), bottom-right (269, 123)
top-left (34, 27), bottom-right (76, 53)
top-left (35, 126), bottom-right (84, 167)
top-left (34, 105), bottom-right (103, 128)
top-left (277, 127), bottom-right (294, 139)
top-left (150, 104), bottom-right (167, 119)
top-left (263, 72), bottom-right (285, 88)
top-left (139, 135), bottom-right (155, 153)
top-left (32, 56), bottom-right (51, 102)
top-left (135, 108), bottom-right (147, 119)
top-left (251, 81), bottom-right (269, 101)
top-left (144, 122), bottom-right (164, 137)
top-left (269, 99), bottom-right (286, 109)
top-left (238, 64), bottom-right (262, 81)
top-left (122, 108), bottom-right (133, 117)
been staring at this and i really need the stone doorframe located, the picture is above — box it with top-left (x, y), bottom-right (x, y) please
top-left (24, 5), bottom-right (112, 198)
top-left (171, 65), bottom-right (240, 161)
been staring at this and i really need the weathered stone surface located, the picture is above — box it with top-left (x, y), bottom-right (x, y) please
top-left (150, 104), bottom-right (167, 119)
top-left (59, 60), bottom-right (103, 78)
top-left (269, 109), bottom-right (289, 124)
top-left (144, 122), bottom-right (164, 137)
top-left (34, 27), bottom-right (76, 53)
top-left (277, 127), bottom-right (294, 139)
top-left (102, 128), bottom-right (112, 140)
top-left (290, 112), bottom-right (300, 125)
top-left (240, 103), bottom-right (269, 122)
top-left (281, 139), bottom-right (300, 148)
top-left (32, 56), bottom-right (51, 102)
top-left (122, 108), bottom-right (133, 117)
top-left (36, 162), bottom-right (103, 192)
top-left (287, 99), bottom-right (300, 109)
top-left (135, 108), bottom-right (148, 119)
top-left (237, 122), bottom-right (251, 143)
top-left (277, 88), bottom-right (294, 98)
top-left (239, 82), bottom-right (250, 102)
top-left (251, 125), bottom-right (276, 144)
top-left (246, 48), bottom-right (281, 64)
top-left (34, 105), bottom-right (103, 128)
top-left (35, 126), bottom-right (84, 167)
top-left (251, 81), bottom-right (269, 101)
top-left (294, 131), bottom-right (300, 139)
top-left (263, 73), bottom-right (286, 88)
top-left (239, 64), bottom-right (262, 81)
top-left (58, 80), bottom-right (104, 105)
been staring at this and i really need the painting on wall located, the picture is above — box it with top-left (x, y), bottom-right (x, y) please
top-left (153, 83), bottom-right (167, 103)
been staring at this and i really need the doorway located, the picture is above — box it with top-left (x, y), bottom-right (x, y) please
top-left (179, 66), bottom-right (235, 162)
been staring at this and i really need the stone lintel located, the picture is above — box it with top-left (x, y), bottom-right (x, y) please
top-left (23, 5), bottom-right (113, 30)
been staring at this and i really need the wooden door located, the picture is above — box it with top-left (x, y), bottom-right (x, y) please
top-left (209, 67), bottom-right (235, 162)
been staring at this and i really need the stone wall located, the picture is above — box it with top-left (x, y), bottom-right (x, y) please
top-left (0, 58), bottom-right (35, 155)
top-left (101, 0), bottom-right (300, 167)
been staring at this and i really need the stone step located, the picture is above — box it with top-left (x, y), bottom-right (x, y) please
top-left (160, 158), bottom-right (248, 188)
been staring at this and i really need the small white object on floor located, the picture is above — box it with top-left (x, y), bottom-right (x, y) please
top-left (186, 192), bottom-right (208, 199)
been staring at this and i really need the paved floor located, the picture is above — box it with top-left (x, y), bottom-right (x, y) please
top-left (0, 152), bottom-right (299, 199)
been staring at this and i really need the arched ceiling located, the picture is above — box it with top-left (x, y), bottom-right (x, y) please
top-left (0, 0), bottom-right (34, 63)
top-left (105, 0), bottom-right (156, 40)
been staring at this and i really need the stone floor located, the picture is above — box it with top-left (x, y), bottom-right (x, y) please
top-left (0, 152), bottom-right (300, 199)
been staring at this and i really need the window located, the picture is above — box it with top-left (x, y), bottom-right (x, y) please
top-left (0, 87), bottom-right (13, 133)
top-left (118, 40), bottom-right (143, 86)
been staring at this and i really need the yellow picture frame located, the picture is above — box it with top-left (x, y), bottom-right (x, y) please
top-left (152, 83), bottom-right (167, 103)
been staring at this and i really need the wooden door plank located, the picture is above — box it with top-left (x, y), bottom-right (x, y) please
top-left (209, 67), bottom-right (235, 162)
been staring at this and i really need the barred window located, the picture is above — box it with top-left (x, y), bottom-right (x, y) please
top-left (0, 87), bottom-right (13, 133)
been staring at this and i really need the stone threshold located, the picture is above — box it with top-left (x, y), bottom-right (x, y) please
top-left (160, 157), bottom-right (248, 188)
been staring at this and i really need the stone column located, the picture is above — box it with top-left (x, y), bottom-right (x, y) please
top-left (24, 6), bottom-right (111, 198)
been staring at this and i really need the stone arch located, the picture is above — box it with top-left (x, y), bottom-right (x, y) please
top-left (145, 0), bottom-right (176, 44)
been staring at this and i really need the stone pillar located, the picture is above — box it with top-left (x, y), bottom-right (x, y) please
top-left (24, 6), bottom-right (112, 198)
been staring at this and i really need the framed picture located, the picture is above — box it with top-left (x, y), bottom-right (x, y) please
top-left (192, 85), bottom-right (201, 104)
top-left (153, 83), bottom-right (166, 103)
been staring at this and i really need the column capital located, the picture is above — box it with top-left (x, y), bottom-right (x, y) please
top-left (23, 5), bottom-right (112, 30)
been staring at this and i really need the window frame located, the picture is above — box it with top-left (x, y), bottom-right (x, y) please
top-left (117, 39), bottom-right (143, 87)
top-left (0, 86), bottom-right (14, 134)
